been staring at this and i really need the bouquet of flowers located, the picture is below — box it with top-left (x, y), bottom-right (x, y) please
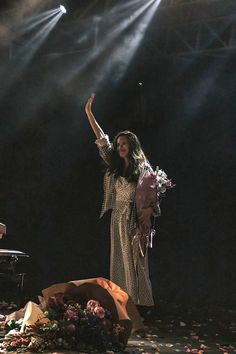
top-left (0, 297), bottom-right (124, 352)
top-left (136, 165), bottom-right (174, 212)
top-left (155, 166), bottom-right (174, 195)
top-left (133, 166), bottom-right (175, 257)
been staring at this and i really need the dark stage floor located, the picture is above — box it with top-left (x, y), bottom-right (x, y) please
top-left (0, 301), bottom-right (235, 354)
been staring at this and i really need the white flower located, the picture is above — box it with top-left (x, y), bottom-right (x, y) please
top-left (157, 169), bottom-right (167, 178)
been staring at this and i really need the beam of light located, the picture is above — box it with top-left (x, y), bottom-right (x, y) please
top-left (93, 0), bottom-right (162, 86)
top-left (107, 0), bottom-right (148, 28)
top-left (158, 54), bottom-right (226, 155)
top-left (63, 0), bottom-right (157, 84)
top-left (16, 12), bottom-right (63, 64)
top-left (89, 1), bottom-right (154, 56)
top-left (22, 8), bottom-right (60, 27)
top-left (0, 6), bottom-right (65, 107)
top-left (159, 17), bottom-right (236, 149)
top-left (110, 0), bottom-right (144, 17)
top-left (18, 9), bottom-right (60, 35)
top-left (60, 5), bottom-right (67, 14)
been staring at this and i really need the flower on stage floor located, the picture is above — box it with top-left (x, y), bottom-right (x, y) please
top-left (0, 298), bottom-right (124, 352)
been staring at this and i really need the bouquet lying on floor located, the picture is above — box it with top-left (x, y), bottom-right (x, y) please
top-left (0, 297), bottom-right (124, 352)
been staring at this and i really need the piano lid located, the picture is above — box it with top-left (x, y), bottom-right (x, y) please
top-left (0, 249), bottom-right (29, 257)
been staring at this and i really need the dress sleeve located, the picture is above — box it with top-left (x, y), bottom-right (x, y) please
top-left (95, 134), bottom-right (112, 166)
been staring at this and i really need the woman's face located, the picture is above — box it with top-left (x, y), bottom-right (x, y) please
top-left (116, 136), bottom-right (130, 159)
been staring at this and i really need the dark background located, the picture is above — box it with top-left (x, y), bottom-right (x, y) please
top-left (0, 0), bottom-right (235, 306)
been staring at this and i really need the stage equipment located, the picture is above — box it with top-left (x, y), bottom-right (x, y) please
top-left (0, 224), bottom-right (29, 306)
top-left (60, 5), bottom-right (67, 14)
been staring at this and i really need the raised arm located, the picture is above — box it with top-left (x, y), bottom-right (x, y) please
top-left (85, 93), bottom-right (105, 139)
top-left (85, 93), bottom-right (112, 165)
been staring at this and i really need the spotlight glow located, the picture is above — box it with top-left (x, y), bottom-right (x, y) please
top-left (60, 5), bottom-right (67, 14)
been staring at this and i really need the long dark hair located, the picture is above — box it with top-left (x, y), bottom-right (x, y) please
top-left (107, 131), bottom-right (149, 182)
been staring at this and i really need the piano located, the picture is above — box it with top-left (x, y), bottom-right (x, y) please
top-left (0, 223), bottom-right (29, 307)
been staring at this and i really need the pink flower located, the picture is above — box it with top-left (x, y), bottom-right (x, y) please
top-left (86, 300), bottom-right (100, 312)
top-left (93, 306), bottom-right (105, 319)
top-left (65, 309), bottom-right (78, 321)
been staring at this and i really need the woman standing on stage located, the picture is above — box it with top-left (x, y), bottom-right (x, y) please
top-left (85, 93), bottom-right (172, 307)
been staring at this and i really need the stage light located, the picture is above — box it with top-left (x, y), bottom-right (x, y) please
top-left (60, 5), bottom-right (67, 14)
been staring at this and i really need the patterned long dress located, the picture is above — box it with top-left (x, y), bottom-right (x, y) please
top-left (95, 135), bottom-right (154, 306)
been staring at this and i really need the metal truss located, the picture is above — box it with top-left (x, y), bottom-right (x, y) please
top-left (159, 0), bottom-right (236, 10)
top-left (43, 0), bottom-right (236, 59)
top-left (139, 0), bottom-right (236, 59)
top-left (1, 0), bottom-right (236, 60)
top-left (70, 0), bottom-right (131, 20)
